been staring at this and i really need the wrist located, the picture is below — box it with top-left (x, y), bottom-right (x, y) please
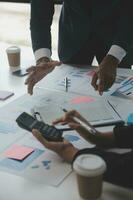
top-left (36, 57), bottom-right (51, 65)
top-left (86, 131), bottom-right (101, 144)
top-left (103, 55), bottom-right (119, 67)
top-left (94, 131), bottom-right (115, 147)
top-left (107, 45), bottom-right (126, 63)
top-left (59, 146), bottom-right (78, 163)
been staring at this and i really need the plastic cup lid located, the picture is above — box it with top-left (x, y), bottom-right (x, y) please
top-left (73, 154), bottom-right (106, 177)
top-left (6, 46), bottom-right (20, 53)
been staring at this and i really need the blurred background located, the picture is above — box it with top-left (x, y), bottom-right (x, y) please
top-left (0, 2), bottom-right (62, 59)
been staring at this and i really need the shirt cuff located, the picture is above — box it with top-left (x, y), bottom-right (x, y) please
top-left (34, 48), bottom-right (51, 62)
top-left (107, 45), bottom-right (126, 63)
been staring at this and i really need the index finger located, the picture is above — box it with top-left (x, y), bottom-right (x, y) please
top-left (91, 71), bottom-right (99, 90)
top-left (52, 110), bottom-right (79, 125)
top-left (48, 61), bottom-right (62, 68)
top-left (52, 116), bottom-right (66, 125)
top-left (27, 79), bottom-right (36, 95)
top-left (98, 76), bottom-right (105, 95)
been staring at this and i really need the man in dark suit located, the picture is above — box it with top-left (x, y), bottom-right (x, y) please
top-left (32, 110), bottom-right (133, 188)
top-left (26, 0), bottom-right (133, 95)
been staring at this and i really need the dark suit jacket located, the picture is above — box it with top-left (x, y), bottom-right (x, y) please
top-left (30, 0), bottom-right (133, 62)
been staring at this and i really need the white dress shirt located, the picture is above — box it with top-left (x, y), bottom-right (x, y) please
top-left (107, 45), bottom-right (126, 63)
top-left (34, 48), bottom-right (51, 61)
top-left (34, 45), bottom-right (126, 63)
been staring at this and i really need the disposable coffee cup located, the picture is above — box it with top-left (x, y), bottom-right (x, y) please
top-left (73, 154), bottom-right (106, 200)
top-left (6, 46), bottom-right (21, 67)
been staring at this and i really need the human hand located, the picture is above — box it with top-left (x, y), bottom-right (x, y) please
top-left (52, 110), bottom-right (90, 128)
top-left (53, 110), bottom-right (114, 147)
top-left (25, 57), bottom-right (61, 95)
top-left (53, 110), bottom-right (99, 143)
top-left (91, 55), bottom-right (119, 95)
top-left (32, 129), bottom-right (78, 163)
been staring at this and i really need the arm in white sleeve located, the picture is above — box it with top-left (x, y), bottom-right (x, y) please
top-left (107, 45), bottom-right (126, 63)
top-left (34, 48), bottom-right (51, 62)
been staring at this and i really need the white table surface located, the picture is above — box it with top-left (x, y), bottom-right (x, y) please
top-left (0, 44), bottom-right (133, 200)
top-left (0, 42), bottom-right (35, 107)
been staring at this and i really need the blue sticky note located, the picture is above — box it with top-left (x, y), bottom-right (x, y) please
top-left (127, 113), bottom-right (133, 125)
top-left (64, 134), bottom-right (80, 142)
top-left (0, 149), bottom-right (44, 171)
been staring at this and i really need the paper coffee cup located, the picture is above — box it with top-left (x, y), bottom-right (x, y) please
top-left (73, 154), bottom-right (106, 200)
top-left (6, 46), bottom-right (21, 67)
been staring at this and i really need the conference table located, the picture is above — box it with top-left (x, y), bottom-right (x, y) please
top-left (0, 43), bottom-right (133, 200)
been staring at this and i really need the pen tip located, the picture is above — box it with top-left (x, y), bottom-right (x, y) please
top-left (63, 108), bottom-right (67, 112)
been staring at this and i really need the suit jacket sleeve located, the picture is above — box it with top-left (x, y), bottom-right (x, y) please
top-left (113, 125), bottom-right (133, 148)
top-left (30, 0), bottom-right (54, 52)
top-left (72, 125), bottom-right (133, 165)
top-left (113, 0), bottom-right (133, 52)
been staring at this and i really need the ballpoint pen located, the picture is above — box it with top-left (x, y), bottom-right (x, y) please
top-left (65, 76), bottom-right (68, 92)
top-left (62, 108), bottom-right (97, 135)
top-left (62, 105), bottom-right (124, 128)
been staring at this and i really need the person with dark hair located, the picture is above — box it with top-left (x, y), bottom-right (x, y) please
top-left (32, 110), bottom-right (133, 188)
top-left (25, 0), bottom-right (133, 95)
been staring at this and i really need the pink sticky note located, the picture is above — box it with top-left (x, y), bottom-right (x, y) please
top-left (71, 96), bottom-right (95, 104)
top-left (86, 70), bottom-right (96, 77)
top-left (4, 145), bottom-right (35, 160)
